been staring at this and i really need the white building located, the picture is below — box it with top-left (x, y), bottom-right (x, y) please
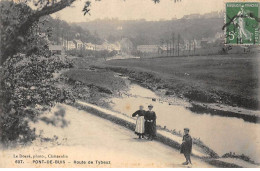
top-left (102, 41), bottom-right (113, 51)
top-left (110, 43), bottom-right (121, 52)
top-left (84, 43), bottom-right (95, 51)
top-left (49, 45), bottom-right (65, 55)
top-left (73, 39), bottom-right (84, 49)
top-left (95, 44), bottom-right (106, 51)
top-left (137, 45), bottom-right (159, 53)
top-left (67, 41), bottom-right (76, 50)
top-left (183, 40), bottom-right (197, 51)
top-left (120, 38), bottom-right (133, 54)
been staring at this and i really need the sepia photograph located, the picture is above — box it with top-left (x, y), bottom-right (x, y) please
top-left (0, 0), bottom-right (260, 168)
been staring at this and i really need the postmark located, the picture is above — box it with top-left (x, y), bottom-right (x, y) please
top-left (225, 1), bottom-right (260, 45)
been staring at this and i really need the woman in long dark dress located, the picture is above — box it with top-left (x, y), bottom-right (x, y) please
top-left (144, 104), bottom-right (157, 141)
top-left (132, 105), bottom-right (146, 139)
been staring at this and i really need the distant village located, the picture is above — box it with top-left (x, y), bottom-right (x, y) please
top-left (48, 30), bottom-right (258, 58)
top-left (48, 31), bottom-right (224, 56)
top-left (40, 9), bottom-right (260, 58)
top-left (48, 37), bottom-right (133, 57)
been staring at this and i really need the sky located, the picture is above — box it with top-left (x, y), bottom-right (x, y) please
top-left (52, 0), bottom-right (225, 23)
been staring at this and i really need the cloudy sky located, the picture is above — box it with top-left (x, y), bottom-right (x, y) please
top-left (52, 0), bottom-right (225, 22)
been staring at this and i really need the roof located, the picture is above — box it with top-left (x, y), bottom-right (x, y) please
top-left (96, 44), bottom-right (105, 48)
top-left (73, 39), bottom-right (83, 44)
top-left (84, 42), bottom-right (95, 46)
top-left (102, 42), bottom-right (110, 46)
top-left (49, 45), bottom-right (63, 51)
top-left (68, 41), bottom-right (75, 45)
top-left (111, 44), bottom-right (120, 48)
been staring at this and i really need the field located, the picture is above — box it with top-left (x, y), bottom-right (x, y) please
top-left (62, 63), bottom-right (127, 107)
top-left (102, 54), bottom-right (260, 110)
top-left (64, 69), bottom-right (126, 93)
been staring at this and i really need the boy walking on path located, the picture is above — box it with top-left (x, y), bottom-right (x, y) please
top-left (180, 128), bottom-right (192, 165)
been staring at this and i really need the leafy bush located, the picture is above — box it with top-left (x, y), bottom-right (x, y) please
top-left (0, 54), bottom-right (74, 146)
top-left (66, 49), bottom-right (118, 58)
top-left (0, 1), bottom-right (50, 63)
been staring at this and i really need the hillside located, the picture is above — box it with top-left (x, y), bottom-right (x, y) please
top-left (41, 16), bottom-right (102, 45)
top-left (75, 16), bottom-right (223, 47)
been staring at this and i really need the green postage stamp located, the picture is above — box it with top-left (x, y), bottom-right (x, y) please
top-left (225, 1), bottom-right (260, 45)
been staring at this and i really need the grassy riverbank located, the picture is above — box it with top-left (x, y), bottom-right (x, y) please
top-left (53, 56), bottom-right (259, 166)
top-left (101, 54), bottom-right (259, 111)
top-left (61, 58), bottom-right (127, 107)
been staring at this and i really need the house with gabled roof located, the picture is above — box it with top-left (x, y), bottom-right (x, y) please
top-left (95, 44), bottom-right (106, 51)
top-left (67, 41), bottom-right (76, 50)
top-left (84, 42), bottom-right (96, 51)
top-left (73, 39), bottom-right (84, 49)
top-left (48, 45), bottom-right (65, 55)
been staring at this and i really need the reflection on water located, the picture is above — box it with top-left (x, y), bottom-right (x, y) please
top-left (111, 84), bottom-right (260, 162)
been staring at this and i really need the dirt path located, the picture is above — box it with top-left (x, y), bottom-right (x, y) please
top-left (0, 104), bottom-right (214, 168)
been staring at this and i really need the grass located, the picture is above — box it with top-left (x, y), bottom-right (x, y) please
top-left (102, 54), bottom-right (259, 110)
top-left (63, 69), bottom-right (126, 93)
top-left (62, 68), bottom-right (127, 108)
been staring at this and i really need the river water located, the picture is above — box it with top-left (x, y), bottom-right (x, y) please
top-left (110, 83), bottom-right (260, 162)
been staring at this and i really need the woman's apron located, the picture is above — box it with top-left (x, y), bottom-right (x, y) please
top-left (135, 116), bottom-right (145, 134)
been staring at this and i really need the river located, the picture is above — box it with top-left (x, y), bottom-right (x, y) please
top-left (110, 81), bottom-right (260, 163)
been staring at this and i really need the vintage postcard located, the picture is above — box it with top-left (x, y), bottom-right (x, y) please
top-left (0, 0), bottom-right (260, 168)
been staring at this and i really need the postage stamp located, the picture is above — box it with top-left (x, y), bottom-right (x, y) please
top-left (225, 1), bottom-right (260, 45)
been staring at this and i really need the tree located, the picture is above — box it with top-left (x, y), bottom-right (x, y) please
top-left (0, 53), bottom-right (74, 145)
top-left (0, 0), bottom-right (78, 145)
top-left (0, 0), bottom-right (182, 145)
top-left (0, 0), bottom-right (80, 64)
top-left (1, 0), bottom-right (183, 63)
